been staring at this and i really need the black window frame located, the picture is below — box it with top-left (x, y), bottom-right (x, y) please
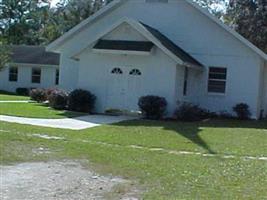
top-left (208, 67), bottom-right (227, 94)
top-left (32, 68), bottom-right (41, 84)
top-left (9, 67), bottom-right (18, 82)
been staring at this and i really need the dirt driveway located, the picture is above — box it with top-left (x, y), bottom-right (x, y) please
top-left (0, 160), bottom-right (139, 200)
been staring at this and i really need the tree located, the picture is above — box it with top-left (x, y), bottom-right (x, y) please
top-left (194, 0), bottom-right (227, 18)
top-left (0, 0), bottom-right (51, 45)
top-left (41, 0), bottom-right (111, 43)
top-left (0, 39), bottom-right (11, 71)
top-left (225, 0), bottom-right (267, 53)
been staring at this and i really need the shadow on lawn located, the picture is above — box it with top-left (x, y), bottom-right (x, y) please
top-left (112, 118), bottom-right (267, 155)
top-left (30, 102), bottom-right (88, 118)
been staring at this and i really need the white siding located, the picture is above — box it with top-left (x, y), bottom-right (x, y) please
top-left (77, 46), bottom-right (179, 115)
top-left (56, 0), bottom-right (266, 118)
top-left (0, 64), bottom-right (59, 92)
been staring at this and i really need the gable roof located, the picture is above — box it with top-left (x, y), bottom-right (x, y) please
top-left (73, 18), bottom-right (203, 69)
top-left (10, 45), bottom-right (60, 66)
top-left (47, 0), bottom-right (267, 61)
top-left (47, 0), bottom-right (123, 51)
top-left (184, 0), bottom-right (267, 61)
top-left (141, 23), bottom-right (203, 67)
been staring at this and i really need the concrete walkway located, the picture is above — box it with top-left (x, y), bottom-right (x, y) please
top-left (0, 115), bottom-right (137, 130)
top-left (0, 100), bottom-right (30, 103)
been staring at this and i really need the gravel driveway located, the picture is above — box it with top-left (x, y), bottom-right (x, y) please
top-left (0, 161), bottom-right (139, 200)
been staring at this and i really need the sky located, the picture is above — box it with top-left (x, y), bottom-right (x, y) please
top-left (50, 0), bottom-right (61, 7)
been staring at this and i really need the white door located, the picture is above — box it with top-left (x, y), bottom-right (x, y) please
top-left (106, 67), bottom-right (143, 112)
top-left (126, 68), bottom-right (142, 111)
top-left (106, 67), bottom-right (126, 110)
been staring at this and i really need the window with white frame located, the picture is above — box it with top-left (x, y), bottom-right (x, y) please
top-left (208, 67), bottom-right (227, 94)
top-left (32, 68), bottom-right (41, 83)
top-left (9, 67), bottom-right (18, 82)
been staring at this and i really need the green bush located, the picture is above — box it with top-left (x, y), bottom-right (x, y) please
top-left (68, 89), bottom-right (96, 113)
top-left (30, 88), bottom-right (47, 103)
top-left (175, 102), bottom-right (214, 121)
top-left (138, 95), bottom-right (167, 120)
top-left (48, 89), bottom-right (68, 110)
top-left (233, 103), bottom-right (251, 120)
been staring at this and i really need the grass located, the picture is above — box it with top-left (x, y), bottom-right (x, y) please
top-left (0, 119), bottom-right (266, 199)
top-left (0, 102), bottom-right (85, 119)
top-left (0, 90), bottom-right (29, 101)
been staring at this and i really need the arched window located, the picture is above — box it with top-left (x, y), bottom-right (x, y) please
top-left (129, 69), bottom-right (141, 76)
top-left (111, 68), bottom-right (123, 74)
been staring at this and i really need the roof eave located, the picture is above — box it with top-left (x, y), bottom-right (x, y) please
top-left (46, 0), bottom-right (124, 52)
top-left (183, 62), bottom-right (204, 70)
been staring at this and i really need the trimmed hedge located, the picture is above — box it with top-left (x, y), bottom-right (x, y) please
top-left (68, 89), bottom-right (96, 113)
top-left (233, 103), bottom-right (251, 120)
top-left (30, 88), bottom-right (47, 103)
top-left (48, 89), bottom-right (68, 110)
top-left (175, 102), bottom-right (214, 122)
top-left (138, 95), bottom-right (167, 120)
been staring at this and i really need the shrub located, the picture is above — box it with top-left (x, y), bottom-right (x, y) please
top-left (48, 89), bottom-right (68, 110)
top-left (30, 88), bottom-right (47, 103)
top-left (175, 102), bottom-right (213, 122)
top-left (45, 88), bottom-right (56, 97)
top-left (16, 88), bottom-right (29, 96)
top-left (68, 89), bottom-right (96, 113)
top-left (233, 103), bottom-right (251, 120)
top-left (138, 95), bottom-right (167, 120)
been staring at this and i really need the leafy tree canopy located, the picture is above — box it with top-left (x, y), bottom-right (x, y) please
top-left (225, 0), bottom-right (267, 53)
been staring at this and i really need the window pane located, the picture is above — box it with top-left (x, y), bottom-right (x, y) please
top-left (129, 69), bottom-right (141, 76)
top-left (209, 73), bottom-right (227, 80)
top-left (111, 68), bottom-right (123, 74)
top-left (55, 69), bottom-right (59, 85)
top-left (208, 80), bottom-right (226, 93)
top-left (208, 67), bottom-right (227, 93)
top-left (210, 67), bottom-right (227, 74)
top-left (32, 68), bottom-right (41, 76)
top-left (9, 67), bottom-right (18, 82)
top-left (9, 74), bottom-right (17, 82)
top-left (32, 68), bottom-right (41, 83)
top-left (183, 68), bottom-right (188, 96)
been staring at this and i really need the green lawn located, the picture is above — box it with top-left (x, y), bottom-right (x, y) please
top-left (0, 102), bottom-right (85, 118)
top-left (0, 91), bottom-right (30, 101)
top-left (0, 119), bottom-right (266, 199)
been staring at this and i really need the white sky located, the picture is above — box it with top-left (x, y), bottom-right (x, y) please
top-left (50, 0), bottom-right (61, 7)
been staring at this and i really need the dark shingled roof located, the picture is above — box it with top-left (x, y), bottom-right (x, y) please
top-left (10, 45), bottom-right (60, 66)
top-left (93, 40), bottom-right (154, 52)
top-left (141, 23), bottom-right (203, 67)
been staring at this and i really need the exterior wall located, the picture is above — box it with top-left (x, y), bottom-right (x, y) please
top-left (56, 0), bottom-right (266, 118)
top-left (185, 56), bottom-right (263, 119)
top-left (58, 56), bottom-right (79, 91)
top-left (77, 47), bottom-right (179, 115)
top-left (0, 64), bottom-right (59, 93)
top-left (102, 22), bottom-right (148, 41)
top-left (262, 61), bottom-right (267, 117)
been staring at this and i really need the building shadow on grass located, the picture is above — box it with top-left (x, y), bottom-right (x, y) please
top-left (111, 118), bottom-right (267, 155)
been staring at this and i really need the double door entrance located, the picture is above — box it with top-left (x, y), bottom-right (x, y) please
top-left (106, 67), bottom-right (143, 112)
